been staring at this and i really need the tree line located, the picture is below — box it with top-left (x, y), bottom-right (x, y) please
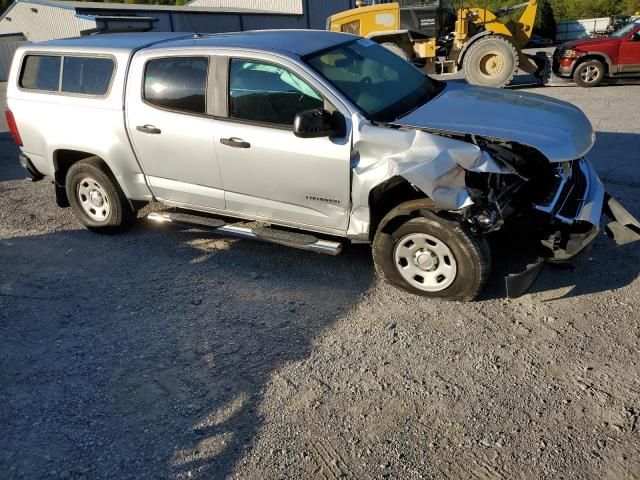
top-left (475, 0), bottom-right (639, 19)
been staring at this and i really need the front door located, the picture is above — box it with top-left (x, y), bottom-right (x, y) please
top-left (213, 58), bottom-right (352, 233)
top-left (618, 26), bottom-right (640, 73)
top-left (126, 54), bottom-right (225, 210)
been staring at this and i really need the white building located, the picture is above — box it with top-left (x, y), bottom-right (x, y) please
top-left (185, 0), bottom-right (303, 14)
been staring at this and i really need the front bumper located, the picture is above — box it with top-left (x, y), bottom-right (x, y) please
top-left (536, 157), bottom-right (605, 261)
top-left (506, 157), bottom-right (640, 298)
top-left (552, 49), bottom-right (576, 77)
top-left (552, 61), bottom-right (575, 78)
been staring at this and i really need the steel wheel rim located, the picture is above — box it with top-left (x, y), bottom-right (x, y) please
top-left (479, 51), bottom-right (504, 77)
top-left (394, 233), bottom-right (458, 292)
top-left (77, 176), bottom-right (110, 222)
top-left (581, 65), bottom-right (600, 83)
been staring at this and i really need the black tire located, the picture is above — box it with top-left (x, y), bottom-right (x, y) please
top-left (463, 35), bottom-right (519, 88)
top-left (573, 59), bottom-right (605, 88)
top-left (381, 42), bottom-right (410, 61)
top-left (533, 52), bottom-right (551, 83)
top-left (372, 201), bottom-right (491, 301)
top-left (65, 156), bottom-right (136, 234)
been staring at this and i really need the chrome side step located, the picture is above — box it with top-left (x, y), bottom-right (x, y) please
top-left (147, 212), bottom-right (342, 256)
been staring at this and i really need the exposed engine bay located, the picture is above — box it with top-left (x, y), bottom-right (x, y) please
top-left (459, 135), bottom-right (602, 262)
top-left (349, 116), bottom-right (639, 297)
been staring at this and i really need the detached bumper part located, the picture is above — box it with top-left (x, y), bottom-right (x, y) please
top-left (505, 260), bottom-right (545, 299)
top-left (19, 153), bottom-right (44, 182)
top-left (604, 194), bottom-right (640, 245)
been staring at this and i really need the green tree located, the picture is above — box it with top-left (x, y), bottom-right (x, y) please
top-left (536, 0), bottom-right (557, 39)
top-left (621, 0), bottom-right (640, 14)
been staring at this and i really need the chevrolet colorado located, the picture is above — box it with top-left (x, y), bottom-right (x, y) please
top-left (6, 30), bottom-right (639, 300)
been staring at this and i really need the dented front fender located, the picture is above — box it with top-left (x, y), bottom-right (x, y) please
top-left (347, 114), bottom-right (511, 239)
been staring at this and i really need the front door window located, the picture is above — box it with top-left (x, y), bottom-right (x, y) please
top-left (228, 59), bottom-right (323, 127)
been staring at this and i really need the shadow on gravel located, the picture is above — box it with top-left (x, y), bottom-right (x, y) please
top-left (481, 229), bottom-right (640, 301)
top-left (0, 226), bottom-right (374, 479)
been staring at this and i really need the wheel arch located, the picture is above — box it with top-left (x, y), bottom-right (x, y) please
top-left (365, 30), bottom-right (415, 58)
top-left (368, 177), bottom-right (433, 241)
top-left (52, 150), bottom-right (126, 208)
top-left (572, 53), bottom-right (612, 75)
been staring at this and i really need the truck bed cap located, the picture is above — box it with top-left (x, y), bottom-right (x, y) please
top-left (26, 30), bottom-right (355, 57)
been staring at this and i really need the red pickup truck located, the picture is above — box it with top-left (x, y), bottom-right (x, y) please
top-left (553, 19), bottom-right (640, 87)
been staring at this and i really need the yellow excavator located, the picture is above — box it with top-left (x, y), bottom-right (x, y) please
top-left (327, 0), bottom-right (544, 88)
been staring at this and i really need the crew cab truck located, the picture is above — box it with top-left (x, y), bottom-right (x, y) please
top-left (7, 31), bottom-right (639, 300)
top-left (553, 19), bottom-right (640, 87)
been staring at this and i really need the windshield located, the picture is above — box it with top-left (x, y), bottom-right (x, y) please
top-left (611, 21), bottom-right (639, 38)
top-left (304, 39), bottom-right (440, 122)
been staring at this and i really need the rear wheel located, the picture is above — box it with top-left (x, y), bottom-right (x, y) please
top-left (65, 157), bottom-right (136, 233)
top-left (372, 202), bottom-right (491, 301)
top-left (381, 42), bottom-right (410, 62)
top-left (463, 35), bottom-right (519, 88)
top-left (573, 59), bottom-right (605, 87)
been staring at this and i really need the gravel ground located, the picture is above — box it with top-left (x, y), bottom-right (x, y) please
top-left (1, 78), bottom-right (639, 480)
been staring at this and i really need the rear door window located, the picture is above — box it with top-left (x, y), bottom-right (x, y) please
top-left (62, 57), bottom-right (114, 95)
top-left (20, 55), bottom-right (61, 91)
top-left (144, 57), bottom-right (209, 115)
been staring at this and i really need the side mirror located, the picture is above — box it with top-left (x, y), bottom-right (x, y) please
top-left (293, 108), bottom-right (344, 139)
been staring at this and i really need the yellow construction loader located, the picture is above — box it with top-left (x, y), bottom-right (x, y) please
top-left (327, 0), bottom-right (544, 88)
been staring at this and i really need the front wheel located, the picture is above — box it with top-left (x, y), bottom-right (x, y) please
top-left (65, 157), bottom-right (136, 233)
top-left (573, 59), bottom-right (605, 87)
top-left (373, 206), bottom-right (491, 301)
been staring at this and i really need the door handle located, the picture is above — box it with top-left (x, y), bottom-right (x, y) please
top-left (136, 125), bottom-right (161, 135)
top-left (220, 137), bottom-right (251, 149)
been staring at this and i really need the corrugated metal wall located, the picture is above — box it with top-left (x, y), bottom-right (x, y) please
top-left (0, 0), bottom-right (358, 44)
top-left (0, 1), bottom-right (96, 42)
top-left (241, 13), bottom-right (307, 31)
top-left (186, 0), bottom-right (303, 15)
top-left (0, 33), bottom-right (26, 81)
top-left (305, 0), bottom-right (354, 29)
top-left (171, 12), bottom-right (243, 33)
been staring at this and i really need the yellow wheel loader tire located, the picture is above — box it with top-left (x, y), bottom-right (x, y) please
top-left (382, 42), bottom-right (410, 62)
top-left (463, 36), bottom-right (519, 88)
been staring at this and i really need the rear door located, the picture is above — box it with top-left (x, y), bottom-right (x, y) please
top-left (126, 52), bottom-right (225, 210)
top-left (211, 54), bottom-right (353, 234)
top-left (618, 24), bottom-right (640, 72)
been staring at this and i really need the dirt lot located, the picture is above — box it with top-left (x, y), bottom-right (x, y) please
top-left (1, 78), bottom-right (639, 480)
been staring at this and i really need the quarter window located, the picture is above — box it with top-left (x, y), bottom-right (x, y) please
top-left (229, 59), bottom-right (323, 126)
top-left (144, 57), bottom-right (208, 114)
top-left (20, 55), bottom-right (61, 91)
top-left (62, 57), bottom-right (114, 95)
top-left (20, 54), bottom-right (115, 96)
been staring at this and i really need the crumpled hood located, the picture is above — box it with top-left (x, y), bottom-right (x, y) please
top-left (393, 82), bottom-right (595, 162)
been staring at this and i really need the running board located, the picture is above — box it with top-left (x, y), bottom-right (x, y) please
top-left (147, 212), bottom-right (342, 256)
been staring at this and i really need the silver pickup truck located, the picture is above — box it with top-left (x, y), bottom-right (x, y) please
top-left (6, 30), bottom-right (639, 300)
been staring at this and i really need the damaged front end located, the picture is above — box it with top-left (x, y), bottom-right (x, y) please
top-left (449, 138), bottom-right (640, 297)
top-left (349, 117), bottom-right (640, 298)
top-left (464, 139), bottom-right (606, 261)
